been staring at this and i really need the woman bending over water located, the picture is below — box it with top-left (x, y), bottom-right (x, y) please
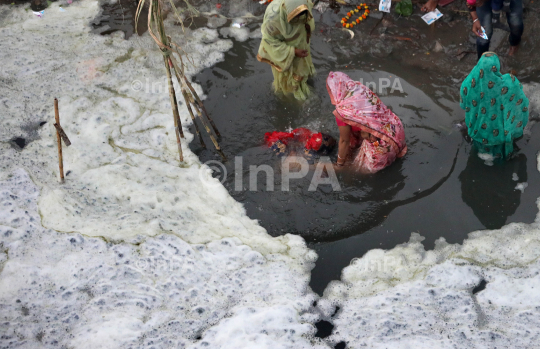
top-left (327, 72), bottom-right (407, 173)
top-left (460, 52), bottom-right (529, 159)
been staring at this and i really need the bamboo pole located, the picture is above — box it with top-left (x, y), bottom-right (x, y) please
top-left (136, 0), bottom-right (225, 161)
top-left (184, 81), bottom-right (221, 138)
top-left (167, 52), bottom-right (205, 148)
top-left (163, 56), bottom-right (184, 162)
top-left (190, 100), bottom-right (226, 161)
top-left (172, 56), bottom-right (221, 138)
top-left (170, 57), bottom-right (225, 159)
top-left (54, 98), bottom-right (64, 183)
top-left (180, 88), bottom-right (206, 149)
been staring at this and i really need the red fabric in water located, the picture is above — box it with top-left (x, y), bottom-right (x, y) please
top-left (305, 133), bottom-right (323, 151)
top-left (291, 128), bottom-right (313, 143)
top-left (264, 131), bottom-right (294, 146)
top-left (264, 128), bottom-right (322, 150)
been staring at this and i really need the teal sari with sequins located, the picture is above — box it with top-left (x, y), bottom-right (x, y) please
top-left (460, 52), bottom-right (529, 159)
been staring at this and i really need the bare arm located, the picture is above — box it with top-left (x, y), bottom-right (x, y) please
top-left (337, 125), bottom-right (351, 166)
top-left (470, 10), bottom-right (483, 37)
top-left (294, 49), bottom-right (309, 57)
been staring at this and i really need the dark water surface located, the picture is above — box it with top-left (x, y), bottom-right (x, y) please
top-left (191, 22), bottom-right (540, 295)
top-left (89, 1), bottom-right (540, 295)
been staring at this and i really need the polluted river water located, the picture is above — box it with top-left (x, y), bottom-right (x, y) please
top-left (186, 3), bottom-right (540, 294)
top-left (1, 0), bottom-right (540, 347)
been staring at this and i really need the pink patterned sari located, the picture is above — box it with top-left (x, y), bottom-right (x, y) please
top-left (327, 71), bottom-right (407, 173)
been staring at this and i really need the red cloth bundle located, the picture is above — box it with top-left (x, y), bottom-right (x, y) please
top-left (265, 128), bottom-right (336, 160)
top-left (290, 128), bottom-right (313, 143)
top-left (264, 131), bottom-right (294, 147)
top-left (265, 128), bottom-right (334, 153)
top-left (304, 132), bottom-right (323, 151)
top-left (264, 128), bottom-right (315, 147)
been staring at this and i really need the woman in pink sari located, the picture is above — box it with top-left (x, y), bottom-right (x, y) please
top-left (327, 71), bottom-right (407, 173)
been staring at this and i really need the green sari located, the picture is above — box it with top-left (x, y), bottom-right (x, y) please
top-left (257, 0), bottom-right (316, 100)
top-left (460, 52), bottom-right (529, 159)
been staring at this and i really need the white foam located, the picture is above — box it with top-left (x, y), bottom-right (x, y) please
top-left (320, 224), bottom-right (540, 348)
top-left (0, 169), bottom-right (322, 348)
top-left (250, 27), bottom-right (263, 39)
top-left (515, 182), bottom-right (528, 193)
top-left (207, 16), bottom-right (228, 29)
top-left (477, 152), bottom-right (495, 166)
top-left (3, 1), bottom-right (540, 348)
top-left (0, 2), bottom-right (322, 348)
top-left (220, 26), bottom-right (251, 42)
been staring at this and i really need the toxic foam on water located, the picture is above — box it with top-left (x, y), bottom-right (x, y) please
top-left (2, 1), bottom-right (540, 348)
top-left (477, 152), bottom-right (495, 166)
top-left (319, 216), bottom-right (540, 348)
top-left (219, 18), bottom-right (261, 42)
top-left (317, 83), bottom-right (540, 348)
top-left (0, 169), bottom-right (323, 348)
top-left (515, 182), bottom-right (528, 193)
top-left (0, 2), bottom-right (323, 348)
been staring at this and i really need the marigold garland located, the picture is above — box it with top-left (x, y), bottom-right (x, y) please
top-left (341, 4), bottom-right (370, 28)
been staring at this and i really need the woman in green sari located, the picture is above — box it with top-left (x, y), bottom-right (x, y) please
top-left (460, 52), bottom-right (529, 159)
top-left (257, 0), bottom-right (316, 100)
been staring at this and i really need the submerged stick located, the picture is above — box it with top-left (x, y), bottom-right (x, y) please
top-left (181, 88), bottom-right (206, 149)
top-left (169, 57), bottom-right (223, 156)
top-left (169, 54), bottom-right (222, 138)
top-left (190, 100), bottom-right (226, 161)
top-left (164, 56), bottom-right (184, 162)
top-left (54, 98), bottom-right (64, 183)
top-left (183, 80), bottom-right (221, 138)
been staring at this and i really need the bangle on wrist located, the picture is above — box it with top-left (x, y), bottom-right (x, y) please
top-left (473, 18), bottom-right (479, 23)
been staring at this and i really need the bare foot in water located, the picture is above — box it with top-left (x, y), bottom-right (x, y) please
top-left (509, 45), bottom-right (519, 56)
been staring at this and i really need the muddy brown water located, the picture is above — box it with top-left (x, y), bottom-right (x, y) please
top-left (51, 0), bottom-right (540, 295)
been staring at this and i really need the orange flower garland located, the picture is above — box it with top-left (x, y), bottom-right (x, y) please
top-left (341, 4), bottom-right (370, 28)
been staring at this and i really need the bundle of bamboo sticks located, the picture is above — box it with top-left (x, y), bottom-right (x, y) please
top-left (136, 0), bottom-right (225, 162)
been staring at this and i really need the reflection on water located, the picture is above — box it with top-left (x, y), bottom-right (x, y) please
top-left (90, 0), bottom-right (148, 38)
top-left (459, 151), bottom-right (527, 229)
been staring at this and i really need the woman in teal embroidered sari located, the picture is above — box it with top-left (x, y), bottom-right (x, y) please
top-left (460, 52), bottom-right (529, 159)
